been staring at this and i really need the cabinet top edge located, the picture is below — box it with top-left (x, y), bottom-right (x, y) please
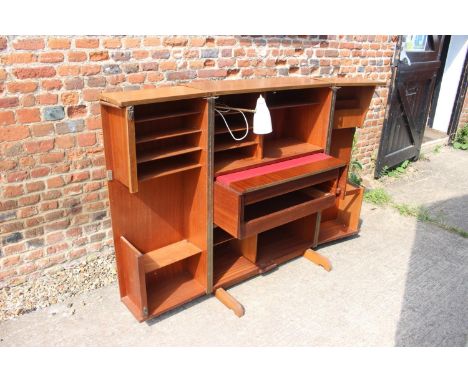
top-left (100, 77), bottom-right (387, 106)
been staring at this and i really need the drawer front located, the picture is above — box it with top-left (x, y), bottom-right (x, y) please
top-left (214, 173), bottom-right (337, 239)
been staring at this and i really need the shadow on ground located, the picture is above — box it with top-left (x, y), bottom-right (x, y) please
top-left (395, 195), bottom-right (468, 346)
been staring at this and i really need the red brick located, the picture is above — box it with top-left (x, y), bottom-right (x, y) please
top-left (0, 37), bottom-right (7, 50)
top-left (197, 69), bottom-right (228, 78)
top-left (18, 263), bottom-right (38, 275)
top-left (87, 76), bottom-right (106, 87)
top-left (47, 176), bottom-right (66, 188)
top-left (80, 65), bottom-right (101, 76)
top-left (31, 167), bottom-right (50, 178)
top-left (20, 94), bottom-right (36, 107)
top-left (0, 97), bottom-right (19, 108)
top-left (13, 67), bottom-right (56, 79)
top-left (61, 92), bottom-right (79, 105)
top-left (159, 61), bottom-right (177, 71)
top-left (32, 123), bottom-right (54, 137)
top-left (77, 132), bottom-right (96, 147)
top-left (57, 65), bottom-right (80, 76)
top-left (18, 206), bottom-right (38, 218)
top-left (86, 116), bottom-right (102, 130)
top-left (0, 160), bottom-right (17, 171)
top-left (55, 135), bottom-right (75, 148)
top-left (89, 51), bottom-right (109, 61)
top-left (39, 52), bottom-right (64, 63)
top-left (17, 108), bottom-right (40, 123)
top-left (143, 37), bottom-right (161, 46)
top-left (123, 38), bottom-right (140, 48)
top-left (64, 77), bottom-right (84, 90)
top-left (76, 38), bottom-right (99, 48)
top-left (0, 269), bottom-right (17, 283)
top-left (190, 37), bottom-right (206, 47)
top-left (48, 38), bottom-right (71, 49)
top-left (24, 139), bottom-right (54, 154)
top-left (0, 125), bottom-right (29, 140)
top-left (6, 170), bottom-right (28, 182)
top-left (1, 52), bottom-right (36, 65)
top-left (7, 81), bottom-right (38, 93)
top-left (132, 50), bottom-right (149, 59)
top-left (128, 73), bottom-right (146, 84)
top-left (71, 171), bottom-right (90, 182)
top-left (26, 181), bottom-right (45, 193)
top-left (42, 79), bottom-right (62, 91)
top-left (1, 256), bottom-right (21, 268)
top-left (18, 194), bottom-right (40, 206)
top-left (13, 38), bottom-right (45, 50)
top-left (67, 105), bottom-right (87, 118)
top-left (104, 38), bottom-right (122, 49)
top-left (166, 71), bottom-right (196, 81)
top-left (83, 89), bottom-right (101, 102)
top-left (3, 185), bottom-right (24, 197)
top-left (40, 152), bottom-right (64, 164)
top-left (216, 37), bottom-right (237, 46)
top-left (37, 93), bottom-right (58, 105)
top-left (68, 51), bottom-right (87, 62)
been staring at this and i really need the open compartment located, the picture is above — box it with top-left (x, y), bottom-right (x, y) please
top-left (120, 236), bottom-right (204, 321)
top-left (333, 86), bottom-right (374, 129)
top-left (263, 87), bottom-right (332, 160)
top-left (213, 234), bottom-right (259, 289)
top-left (214, 93), bottom-right (260, 166)
top-left (256, 215), bottom-right (318, 269)
top-left (214, 153), bottom-right (344, 239)
top-left (130, 98), bottom-right (207, 187)
top-left (318, 182), bottom-right (364, 245)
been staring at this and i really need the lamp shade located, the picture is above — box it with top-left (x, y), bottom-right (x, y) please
top-left (253, 95), bottom-right (272, 135)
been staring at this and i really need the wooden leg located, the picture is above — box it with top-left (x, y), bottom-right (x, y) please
top-left (304, 248), bottom-right (332, 272)
top-left (215, 288), bottom-right (245, 317)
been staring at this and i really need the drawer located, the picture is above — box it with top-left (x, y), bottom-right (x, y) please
top-left (214, 154), bottom-right (345, 239)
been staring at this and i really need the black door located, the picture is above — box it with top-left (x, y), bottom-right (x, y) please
top-left (375, 35), bottom-right (446, 176)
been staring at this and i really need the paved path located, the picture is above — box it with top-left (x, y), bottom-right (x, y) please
top-left (1, 148), bottom-right (467, 346)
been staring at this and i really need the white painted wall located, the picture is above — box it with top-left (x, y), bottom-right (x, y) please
top-left (432, 36), bottom-right (468, 133)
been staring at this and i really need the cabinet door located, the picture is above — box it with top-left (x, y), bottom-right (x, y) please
top-left (101, 104), bottom-right (138, 193)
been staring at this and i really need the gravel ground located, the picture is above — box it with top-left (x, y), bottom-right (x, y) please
top-left (0, 250), bottom-right (116, 321)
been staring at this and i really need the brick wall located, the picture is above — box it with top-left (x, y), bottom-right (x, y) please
top-left (0, 35), bottom-right (397, 297)
top-left (456, 87), bottom-right (468, 131)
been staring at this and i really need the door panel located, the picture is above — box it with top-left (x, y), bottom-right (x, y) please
top-left (375, 36), bottom-right (445, 176)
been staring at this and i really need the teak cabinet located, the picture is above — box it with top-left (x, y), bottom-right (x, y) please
top-left (100, 77), bottom-right (383, 322)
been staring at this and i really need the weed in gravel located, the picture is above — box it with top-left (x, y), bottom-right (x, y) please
top-left (364, 188), bottom-right (392, 206)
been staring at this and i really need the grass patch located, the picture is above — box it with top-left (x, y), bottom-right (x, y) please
top-left (453, 124), bottom-right (468, 150)
top-left (433, 144), bottom-right (442, 154)
top-left (364, 188), bottom-right (392, 206)
top-left (391, 202), bottom-right (468, 239)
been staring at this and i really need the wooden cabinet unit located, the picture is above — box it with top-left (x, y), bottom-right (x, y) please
top-left (100, 77), bottom-right (384, 322)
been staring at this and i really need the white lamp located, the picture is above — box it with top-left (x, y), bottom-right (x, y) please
top-left (253, 95), bottom-right (272, 135)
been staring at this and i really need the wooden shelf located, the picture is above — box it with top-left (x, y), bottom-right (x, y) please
top-left (138, 157), bottom-right (201, 182)
top-left (136, 128), bottom-right (201, 144)
top-left (147, 271), bottom-right (205, 317)
top-left (318, 219), bottom-right (357, 245)
top-left (143, 240), bottom-right (201, 274)
top-left (215, 124), bottom-right (251, 135)
top-left (213, 242), bottom-right (259, 289)
top-left (268, 101), bottom-right (319, 110)
top-left (214, 137), bottom-right (323, 175)
top-left (335, 98), bottom-right (360, 110)
top-left (214, 140), bottom-right (257, 153)
top-left (137, 145), bottom-right (201, 164)
top-left (135, 110), bottom-right (201, 124)
top-left (264, 137), bottom-right (323, 159)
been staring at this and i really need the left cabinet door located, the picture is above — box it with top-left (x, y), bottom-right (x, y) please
top-left (101, 104), bottom-right (138, 193)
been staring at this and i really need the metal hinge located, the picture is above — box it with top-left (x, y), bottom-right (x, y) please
top-left (127, 106), bottom-right (134, 121)
top-left (143, 306), bottom-right (148, 316)
top-left (106, 170), bottom-right (113, 181)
